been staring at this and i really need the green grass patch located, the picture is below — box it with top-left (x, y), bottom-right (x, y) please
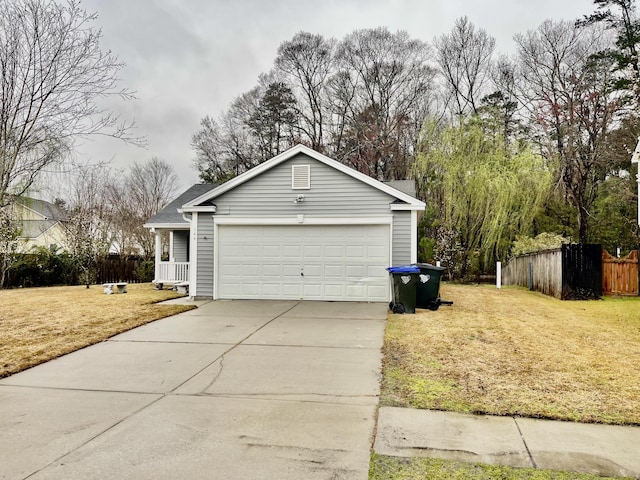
top-left (369, 455), bottom-right (633, 480)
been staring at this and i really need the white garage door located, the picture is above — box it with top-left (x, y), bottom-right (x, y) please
top-left (217, 224), bottom-right (390, 301)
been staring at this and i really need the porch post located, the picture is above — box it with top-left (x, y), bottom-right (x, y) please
top-left (154, 230), bottom-right (162, 279)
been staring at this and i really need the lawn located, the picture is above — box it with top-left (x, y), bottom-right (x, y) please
top-left (381, 283), bottom-right (640, 425)
top-left (369, 455), bottom-right (631, 480)
top-left (0, 283), bottom-right (195, 378)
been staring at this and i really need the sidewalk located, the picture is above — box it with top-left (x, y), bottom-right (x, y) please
top-left (375, 407), bottom-right (640, 479)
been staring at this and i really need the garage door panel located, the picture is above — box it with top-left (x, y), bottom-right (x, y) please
top-left (345, 245), bottom-right (365, 259)
top-left (367, 245), bottom-right (387, 259)
top-left (241, 283), bottom-right (261, 295)
top-left (346, 285), bottom-right (365, 297)
top-left (282, 264), bottom-right (301, 277)
top-left (324, 245), bottom-right (343, 258)
top-left (263, 245), bottom-right (281, 257)
top-left (303, 245), bottom-right (323, 257)
top-left (324, 265), bottom-right (343, 277)
top-left (262, 264), bottom-right (281, 277)
top-left (262, 284), bottom-right (281, 296)
top-left (217, 224), bottom-right (389, 301)
top-left (346, 265), bottom-right (364, 277)
top-left (303, 265), bottom-right (322, 277)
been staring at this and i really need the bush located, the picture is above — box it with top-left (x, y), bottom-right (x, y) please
top-left (7, 246), bottom-right (79, 287)
top-left (134, 260), bottom-right (155, 283)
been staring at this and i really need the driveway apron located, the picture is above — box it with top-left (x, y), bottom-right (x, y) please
top-left (0, 300), bottom-right (386, 480)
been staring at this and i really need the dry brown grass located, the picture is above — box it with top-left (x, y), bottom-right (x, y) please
top-left (382, 284), bottom-right (640, 425)
top-left (0, 283), bottom-right (195, 378)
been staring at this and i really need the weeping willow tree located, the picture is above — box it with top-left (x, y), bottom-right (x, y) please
top-left (415, 119), bottom-right (552, 278)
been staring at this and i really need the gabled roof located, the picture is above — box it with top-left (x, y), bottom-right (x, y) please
top-left (144, 184), bottom-right (217, 228)
top-left (182, 144), bottom-right (425, 211)
top-left (19, 220), bottom-right (60, 239)
top-left (16, 197), bottom-right (67, 221)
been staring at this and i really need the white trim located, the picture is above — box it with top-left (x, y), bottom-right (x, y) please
top-left (177, 206), bottom-right (216, 213)
top-left (189, 212), bottom-right (198, 297)
top-left (213, 220), bottom-right (219, 300)
top-left (212, 215), bottom-right (393, 226)
top-left (143, 222), bottom-right (189, 230)
top-left (410, 210), bottom-right (418, 263)
top-left (183, 144), bottom-right (425, 210)
top-left (169, 231), bottom-right (175, 262)
top-left (390, 203), bottom-right (424, 211)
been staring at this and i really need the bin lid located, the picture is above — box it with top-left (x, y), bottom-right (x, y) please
top-left (387, 265), bottom-right (421, 274)
top-left (413, 263), bottom-right (446, 272)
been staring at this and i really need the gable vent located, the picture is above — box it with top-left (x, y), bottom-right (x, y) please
top-left (292, 164), bottom-right (310, 190)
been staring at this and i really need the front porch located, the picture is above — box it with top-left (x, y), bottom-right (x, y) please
top-left (151, 228), bottom-right (190, 287)
top-left (154, 261), bottom-right (190, 284)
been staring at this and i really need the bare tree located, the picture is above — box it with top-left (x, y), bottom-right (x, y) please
top-left (0, 0), bottom-right (140, 208)
top-left (128, 157), bottom-right (179, 223)
top-left (515, 20), bottom-right (621, 242)
top-left (64, 169), bottom-right (112, 287)
top-left (334, 27), bottom-right (436, 180)
top-left (434, 16), bottom-right (496, 118)
top-left (275, 32), bottom-right (335, 150)
top-left (125, 157), bottom-right (179, 256)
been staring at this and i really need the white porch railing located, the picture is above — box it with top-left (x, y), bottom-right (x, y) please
top-left (155, 262), bottom-right (189, 283)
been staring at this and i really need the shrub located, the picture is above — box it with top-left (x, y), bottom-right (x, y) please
top-left (134, 259), bottom-right (155, 283)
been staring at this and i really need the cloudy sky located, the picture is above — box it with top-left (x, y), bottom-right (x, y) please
top-left (74, 0), bottom-right (596, 193)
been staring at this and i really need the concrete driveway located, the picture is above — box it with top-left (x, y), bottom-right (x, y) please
top-left (0, 300), bottom-right (387, 480)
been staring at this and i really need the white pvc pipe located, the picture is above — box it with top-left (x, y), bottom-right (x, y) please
top-left (496, 261), bottom-right (502, 289)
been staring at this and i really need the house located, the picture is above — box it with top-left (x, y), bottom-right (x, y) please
top-left (7, 197), bottom-right (68, 252)
top-left (144, 144), bottom-right (425, 301)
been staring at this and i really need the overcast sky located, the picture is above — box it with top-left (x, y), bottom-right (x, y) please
top-left (72, 0), bottom-right (597, 194)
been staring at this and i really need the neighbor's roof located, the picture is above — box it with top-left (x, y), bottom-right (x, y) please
top-left (16, 197), bottom-right (67, 221)
top-left (144, 184), bottom-right (217, 228)
top-left (19, 220), bottom-right (60, 239)
top-left (182, 144), bottom-right (425, 211)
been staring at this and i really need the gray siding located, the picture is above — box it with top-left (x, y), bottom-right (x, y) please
top-left (193, 153), bottom-right (419, 298)
top-left (195, 214), bottom-right (214, 298)
top-left (172, 230), bottom-right (189, 262)
top-left (211, 154), bottom-right (396, 216)
top-left (392, 211), bottom-right (412, 265)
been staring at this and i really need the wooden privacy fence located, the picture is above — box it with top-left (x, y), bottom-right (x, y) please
top-left (502, 244), bottom-right (602, 300)
top-left (602, 250), bottom-right (639, 296)
top-left (95, 255), bottom-right (150, 284)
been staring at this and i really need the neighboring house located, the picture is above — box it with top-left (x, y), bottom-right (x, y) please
top-left (8, 197), bottom-right (69, 252)
top-left (145, 144), bottom-right (425, 302)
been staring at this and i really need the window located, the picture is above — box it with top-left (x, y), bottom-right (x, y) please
top-left (292, 164), bottom-right (310, 189)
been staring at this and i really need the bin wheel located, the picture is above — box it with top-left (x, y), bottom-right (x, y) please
top-left (392, 303), bottom-right (405, 314)
top-left (427, 299), bottom-right (440, 311)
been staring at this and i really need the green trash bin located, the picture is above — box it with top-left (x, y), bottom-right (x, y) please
top-left (387, 265), bottom-right (420, 314)
top-left (414, 263), bottom-right (452, 310)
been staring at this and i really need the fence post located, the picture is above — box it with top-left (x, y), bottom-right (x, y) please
top-left (528, 262), bottom-right (534, 291)
top-left (496, 261), bottom-right (501, 289)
